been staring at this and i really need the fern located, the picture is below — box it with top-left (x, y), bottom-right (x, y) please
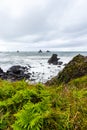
top-left (0, 77), bottom-right (87, 130)
top-left (13, 91), bottom-right (52, 130)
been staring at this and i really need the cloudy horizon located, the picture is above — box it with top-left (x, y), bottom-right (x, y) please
top-left (0, 0), bottom-right (87, 51)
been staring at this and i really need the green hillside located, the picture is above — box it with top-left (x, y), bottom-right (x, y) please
top-left (0, 76), bottom-right (87, 130)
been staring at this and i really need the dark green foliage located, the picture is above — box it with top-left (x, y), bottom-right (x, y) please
top-left (68, 75), bottom-right (87, 89)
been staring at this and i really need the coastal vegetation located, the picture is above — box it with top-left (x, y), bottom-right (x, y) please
top-left (46, 54), bottom-right (87, 85)
top-left (0, 75), bottom-right (87, 130)
top-left (0, 54), bottom-right (87, 130)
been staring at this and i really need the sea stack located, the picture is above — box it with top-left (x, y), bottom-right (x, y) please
top-left (46, 50), bottom-right (50, 53)
top-left (38, 50), bottom-right (42, 53)
top-left (48, 54), bottom-right (59, 65)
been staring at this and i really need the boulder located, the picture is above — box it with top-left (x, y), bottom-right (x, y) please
top-left (0, 68), bottom-right (3, 73)
top-left (0, 68), bottom-right (4, 77)
top-left (58, 61), bottom-right (63, 65)
top-left (7, 65), bottom-right (25, 74)
top-left (46, 54), bottom-right (87, 85)
top-left (0, 68), bottom-right (7, 80)
top-left (48, 54), bottom-right (59, 65)
top-left (6, 65), bottom-right (30, 81)
top-left (0, 65), bottom-right (31, 81)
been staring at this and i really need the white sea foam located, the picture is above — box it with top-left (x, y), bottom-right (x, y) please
top-left (0, 51), bottom-right (87, 83)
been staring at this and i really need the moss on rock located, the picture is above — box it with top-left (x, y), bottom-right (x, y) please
top-left (46, 54), bottom-right (87, 85)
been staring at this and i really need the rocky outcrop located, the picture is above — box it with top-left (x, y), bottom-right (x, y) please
top-left (48, 54), bottom-right (58, 65)
top-left (48, 54), bottom-right (63, 65)
top-left (0, 68), bottom-right (4, 78)
top-left (57, 61), bottom-right (63, 65)
top-left (46, 54), bottom-right (87, 85)
top-left (0, 68), bottom-right (3, 73)
top-left (0, 65), bottom-right (31, 81)
top-left (46, 50), bottom-right (50, 53)
top-left (38, 50), bottom-right (42, 53)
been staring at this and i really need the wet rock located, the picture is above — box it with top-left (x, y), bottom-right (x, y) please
top-left (32, 75), bottom-right (35, 77)
top-left (27, 64), bottom-right (31, 68)
top-left (63, 63), bottom-right (67, 66)
top-left (48, 54), bottom-right (63, 65)
top-left (0, 65), bottom-right (32, 81)
top-left (32, 71), bottom-right (34, 74)
top-left (7, 65), bottom-right (25, 75)
top-left (0, 68), bottom-right (6, 79)
top-left (48, 54), bottom-right (58, 65)
top-left (6, 65), bottom-right (31, 81)
top-left (0, 68), bottom-right (3, 73)
top-left (38, 50), bottom-right (42, 53)
top-left (58, 61), bottom-right (63, 65)
top-left (46, 50), bottom-right (50, 53)
top-left (58, 65), bottom-right (61, 68)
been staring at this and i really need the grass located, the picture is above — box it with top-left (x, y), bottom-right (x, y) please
top-left (0, 76), bottom-right (87, 130)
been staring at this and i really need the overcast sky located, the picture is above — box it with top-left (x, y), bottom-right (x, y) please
top-left (0, 0), bottom-right (87, 51)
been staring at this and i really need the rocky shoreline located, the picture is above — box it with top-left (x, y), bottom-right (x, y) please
top-left (0, 65), bottom-right (31, 81)
top-left (0, 54), bottom-right (86, 84)
top-left (0, 54), bottom-right (64, 82)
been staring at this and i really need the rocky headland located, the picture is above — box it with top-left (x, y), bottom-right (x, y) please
top-left (46, 54), bottom-right (87, 85)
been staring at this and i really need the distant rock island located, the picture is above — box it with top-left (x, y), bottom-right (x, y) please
top-left (46, 50), bottom-right (50, 53)
top-left (38, 50), bottom-right (50, 53)
top-left (17, 50), bottom-right (19, 53)
top-left (38, 50), bottom-right (42, 53)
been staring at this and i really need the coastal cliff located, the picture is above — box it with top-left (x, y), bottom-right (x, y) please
top-left (46, 54), bottom-right (87, 85)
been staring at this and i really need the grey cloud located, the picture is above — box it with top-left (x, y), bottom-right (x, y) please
top-left (0, 0), bottom-right (87, 51)
top-left (0, 0), bottom-right (71, 40)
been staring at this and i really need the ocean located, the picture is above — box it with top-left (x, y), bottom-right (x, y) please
top-left (0, 51), bottom-right (87, 83)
